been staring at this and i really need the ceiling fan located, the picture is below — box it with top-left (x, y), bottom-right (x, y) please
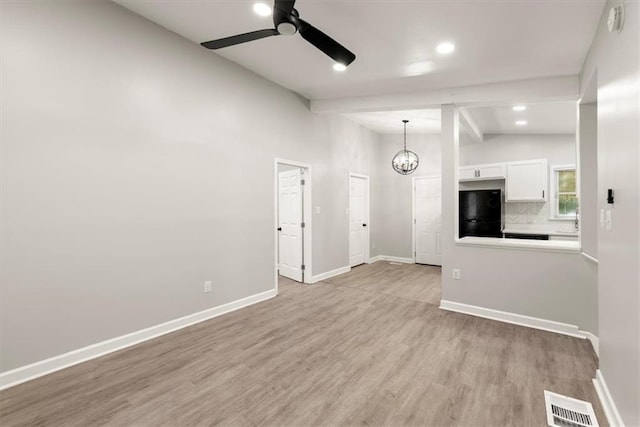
top-left (200, 0), bottom-right (356, 68)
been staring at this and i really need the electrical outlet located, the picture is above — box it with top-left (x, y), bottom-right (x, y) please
top-left (452, 269), bottom-right (461, 280)
top-left (372, 242), bottom-right (376, 249)
top-left (204, 281), bottom-right (212, 293)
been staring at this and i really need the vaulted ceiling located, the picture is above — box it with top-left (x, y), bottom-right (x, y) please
top-left (115, 0), bottom-right (603, 134)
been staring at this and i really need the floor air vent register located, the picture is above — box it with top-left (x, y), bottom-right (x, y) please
top-left (544, 390), bottom-right (599, 427)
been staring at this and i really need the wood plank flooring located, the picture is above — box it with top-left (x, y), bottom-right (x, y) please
top-left (325, 262), bottom-right (442, 305)
top-left (0, 263), bottom-right (605, 426)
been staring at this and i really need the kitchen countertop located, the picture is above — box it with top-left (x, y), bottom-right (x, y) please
top-left (457, 236), bottom-right (580, 253)
top-left (502, 228), bottom-right (579, 237)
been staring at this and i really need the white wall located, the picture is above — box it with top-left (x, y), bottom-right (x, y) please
top-left (460, 134), bottom-right (576, 166)
top-left (372, 133), bottom-right (442, 258)
top-left (313, 116), bottom-right (378, 272)
top-left (579, 1), bottom-right (640, 424)
top-left (578, 102), bottom-right (598, 258)
top-left (0, 1), bottom-right (379, 372)
top-left (441, 106), bottom-right (598, 335)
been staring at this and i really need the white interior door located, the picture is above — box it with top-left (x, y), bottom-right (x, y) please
top-left (278, 169), bottom-right (303, 282)
top-left (415, 176), bottom-right (442, 266)
top-left (349, 175), bottom-right (369, 267)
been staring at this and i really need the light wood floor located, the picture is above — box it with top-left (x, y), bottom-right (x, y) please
top-left (325, 262), bottom-right (442, 305)
top-left (1, 263), bottom-right (604, 426)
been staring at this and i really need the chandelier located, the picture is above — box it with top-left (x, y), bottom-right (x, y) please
top-left (392, 120), bottom-right (419, 175)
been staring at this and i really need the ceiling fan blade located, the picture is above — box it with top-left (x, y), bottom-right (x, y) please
top-left (298, 19), bottom-right (356, 66)
top-left (201, 29), bottom-right (279, 49)
top-left (273, 0), bottom-right (296, 25)
top-left (274, 0), bottom-right (295, 14)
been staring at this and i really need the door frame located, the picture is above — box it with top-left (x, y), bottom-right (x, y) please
top-left (348, 172), bottom-right (370, 266)
top-left (274, 158), bottom-right (313, 292)
top-left (412, 175), bottom-right (442, 264)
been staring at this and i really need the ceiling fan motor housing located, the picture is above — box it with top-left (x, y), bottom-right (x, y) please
top-left (276, 7), bottom-right (299, 35)
top-left (277, 21), bottom-right (297, 35)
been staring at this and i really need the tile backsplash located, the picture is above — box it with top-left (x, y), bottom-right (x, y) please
top-left (505, 202), bottom-right (577, 232)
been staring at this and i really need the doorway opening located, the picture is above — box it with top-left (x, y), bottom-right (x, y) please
top-left (578, 71), bottom-right (598, 262)
top-left (274, 159), bottom-right (312, 291)
top-left (349, 173), bottom-right (370, 267)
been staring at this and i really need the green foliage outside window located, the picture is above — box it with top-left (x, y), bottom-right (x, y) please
top-left (557, 169), bottom-right (578, 216)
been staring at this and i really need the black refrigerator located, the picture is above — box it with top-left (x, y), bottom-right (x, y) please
top-left (459, 189), bottom-right (503, 238)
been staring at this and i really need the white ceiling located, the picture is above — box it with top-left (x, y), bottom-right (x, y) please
top-left (115, 1), bottom-right (595, 136)
top-left (463, 101), bottom-right (577, 135)
top-left (115, 0), bottom-right (605, 101)
top-left (347, 101), bottom-right (577, 135)
top-left (343, 109), bottom-right (440, 134)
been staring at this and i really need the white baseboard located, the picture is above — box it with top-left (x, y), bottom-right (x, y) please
top-left (593, 369), bottom-right (625, 427)
top-left (384, 256), bottom-right (414, 264)
top-left (369, 255), bottom-right (414, 264)
top-left (439, 300), bottom-right (588, 339)
top-left (580, 331), bottom-right (599, 357)
top-left (0, 288), bottom-right (277, 391)
top-left (310, 265), bottom-right (350, 283)
top-left (581, 252), bottom-right (599, 264)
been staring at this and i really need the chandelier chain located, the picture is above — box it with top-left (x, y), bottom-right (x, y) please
top-left (403, 119), bottom-right (408, 151)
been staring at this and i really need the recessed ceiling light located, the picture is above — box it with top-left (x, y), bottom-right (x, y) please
top-left (333, 63), bottom-right (347, 72)
top-left (436, 42), bottom-right (455, 54)
top-left (513, 105), bottom-right (527, 111)
top-left (253, 2), bottom-right (272, 16)
top-left (515, 120), bottom-right (528, 126)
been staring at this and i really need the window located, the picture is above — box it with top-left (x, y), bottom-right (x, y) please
top-left (550, 165), bottom-right (578, 219)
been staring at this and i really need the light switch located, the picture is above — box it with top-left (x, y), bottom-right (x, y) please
top-left (315, 206), bottom-right (321, 214)
top-left (605, 210), bottom-right (612, 231)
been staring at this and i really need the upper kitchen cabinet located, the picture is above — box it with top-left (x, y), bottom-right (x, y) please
top-left (459, 163), bottom-right (506, 181)
top-left (506, 159), bottom-right (548, 202)
top-left (459, 165), bottom-right (478, 180)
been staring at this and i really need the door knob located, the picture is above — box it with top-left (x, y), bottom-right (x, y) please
top-left (277, 227), bottom-right (282, 231)
top-left (363, 223), bottom-right (367, 227)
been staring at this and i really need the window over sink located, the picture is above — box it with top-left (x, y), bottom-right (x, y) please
top-left (550, 165), bottom-right (578, 220)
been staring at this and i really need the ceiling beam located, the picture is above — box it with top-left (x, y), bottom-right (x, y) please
top-left (310, 75), bottom-right (579, 114)
top-left (458, 108), bottom-right (484, 144)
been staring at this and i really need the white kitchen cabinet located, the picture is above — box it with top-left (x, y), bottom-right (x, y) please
top-left (459, 163), bottom-right (506, 181)
top-left (459, 166), bottom-right (478, 181)
top-left (478, 163), bottom-right (506, 180)
top-left (506, 159), bottom-right (548, 202)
